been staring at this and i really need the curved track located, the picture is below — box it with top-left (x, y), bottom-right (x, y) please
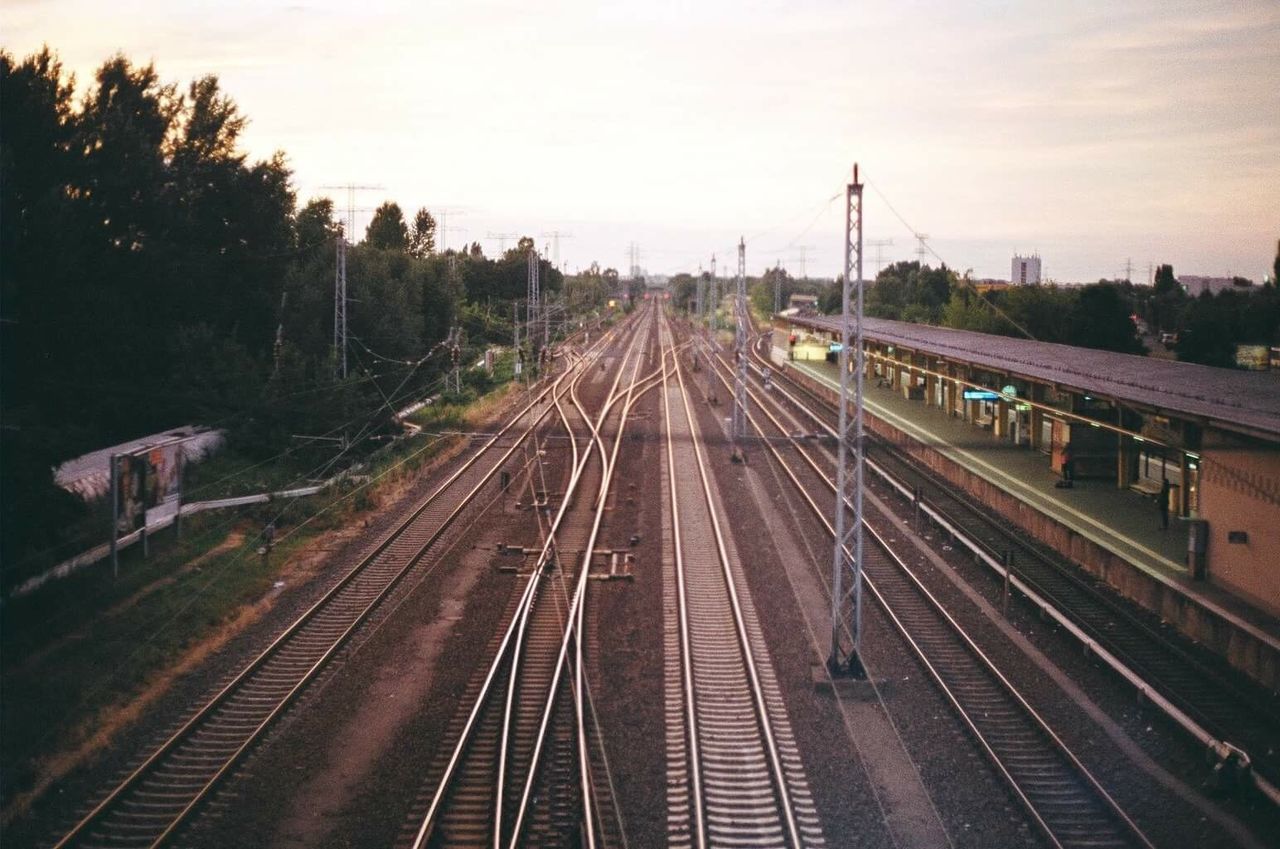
top-left (52, 335), bottom-right (597, 849)
top-left (408, 305), bottom-right (663, 849)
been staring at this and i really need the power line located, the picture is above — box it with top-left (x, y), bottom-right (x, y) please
top-left (867, 238), bottom-right (894, 275)
top-left (913, 232), bottom-right (930, 263)
top-left (541, 230), bottom-right (573, 268)
top-left (318, 183), bottom-right (384, 240)
top-left (866, 179), bottom-right (1038, 342)
top-left (486, 232), bottom-right (519, 254)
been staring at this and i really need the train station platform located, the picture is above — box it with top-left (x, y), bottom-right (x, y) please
top-left (781, 355), bottom-right (1280, 688)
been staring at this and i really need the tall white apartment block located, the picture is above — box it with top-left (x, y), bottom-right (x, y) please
top-left (1012, 253), bottom-right (1042, 286)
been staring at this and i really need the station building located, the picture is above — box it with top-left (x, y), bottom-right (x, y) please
top-left (773, 313), bottom-right (1280, 687)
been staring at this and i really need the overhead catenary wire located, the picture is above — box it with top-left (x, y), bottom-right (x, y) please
top-left (865, 178), bottom-right (1040, 343)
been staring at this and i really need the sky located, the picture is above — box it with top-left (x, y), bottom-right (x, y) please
top-left (6, 0), bottom-right (1279, 281)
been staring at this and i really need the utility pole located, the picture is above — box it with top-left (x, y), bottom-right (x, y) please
top-left (487, 232), bottom-right (518, 255)
top-left (1124, 257), bottom-right (1133, 284)
top-left (513, 302), bottom-right (523, 379)
top-left (710, 254), bottom-right (719, 329)
top-left (448, 326), bottom-right (463, 393)
top-left (792, 245), bottom-right (815, 280)
top-left (527, 246), bottom-right (541, 364)
top-left (334, 223), bottom-right (348, 379)
top-left (867, 238), bottom-right (894, 275)
top-left (830, 163), bottom-right (867, 679)
top-left (541, 230), bottom-right (573, 267)
top-left (435, 207), bottom-right (467, 254)
top-left (913, 232), bottom-right (930, 264)
top-left (320, 183), bottom-right (383, 241)
top-left (732, 236), bottom-right (748, 450)
top-left (627, 242), bottom-right (642, 280)
top-left (773, 260), bottom-right (783, 315)
top-left (696, 265), bottom-right (706, 321)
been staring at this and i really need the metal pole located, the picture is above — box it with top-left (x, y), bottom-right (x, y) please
top-left (110, 454), bottom-right (119, 578)
top-left (830, 163), bottom-right (866, 677)
top-left (852, 163), bottom-right (866, 672)
top-left (733, 236), bottom-right (748, 446)
top-left (710, 254), bottom-right (718, 330)
top-left (773, 261), bottom-right (781, 316)
top-left (527, 248), bottom-right (540, 364)
top-left (696, 270), bottom-right (705, 322)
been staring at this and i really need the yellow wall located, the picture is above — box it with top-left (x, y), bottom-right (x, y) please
top-left (1199, 433), bottom-right (1280, 617)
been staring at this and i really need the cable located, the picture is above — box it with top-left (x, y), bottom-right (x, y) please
top-left (866, 178), bottom-right (1040, 342)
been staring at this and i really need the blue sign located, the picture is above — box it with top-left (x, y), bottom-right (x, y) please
top-left (963, 390), bottom-right (1000, 401)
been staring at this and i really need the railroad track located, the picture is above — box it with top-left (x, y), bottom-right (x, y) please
top-left (406, 304), bottom-right (662, 849)
top-left (659, 314), bottom-right (825, 849)
top-left (50, 325), bottom-right (624, 849)
top-left (747, 329), bottom-right (1280, 800)
top-left (698, 323), bottom-right (1154, 849)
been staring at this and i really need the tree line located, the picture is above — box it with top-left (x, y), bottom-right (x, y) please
top-left (723, 254), bottom-right (1280, 368)
top-left (0, 48), bottom-right (587, 577)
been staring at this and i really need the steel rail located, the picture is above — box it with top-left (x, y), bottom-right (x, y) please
top-left (746, 331), bottom-right (1280, 806)
top-left (52, 341), bottom-right (598, 849)
top-left (665, 312), bottom-right (805, 849)
top-left (410, 308), bottom-right (650, 849)
top-left (659, 320), bottom-right (709, 849)
top-left (508, 302), bottom-right (660, 849)
top-left (495, 304), bottom-right (668, 848)
top-left (411, 324), bottom-right (618, 849)
top-left (702, 335), bottom-right (1154, 849)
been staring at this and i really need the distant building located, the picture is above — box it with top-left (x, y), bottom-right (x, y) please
top-left (1179, 275), bottom-right (1254, 297)
top-left (1011, 254), bottom-right (1042, 286)
top-left (788, 293), bottom-right (819, 312)
top-left (973, 279), bottom-right (1010, 293)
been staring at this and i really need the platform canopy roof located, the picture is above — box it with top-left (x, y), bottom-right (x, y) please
top-left (786, 314), bottom-right (1280, 441)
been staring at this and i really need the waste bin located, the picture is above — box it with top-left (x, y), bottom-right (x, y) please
top-left (1186, 518), bottom-right (1209, 580)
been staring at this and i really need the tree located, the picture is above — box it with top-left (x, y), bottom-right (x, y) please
top-left (0, 49), bottom-right (85, 577)
top-left (866, 261), bottom-right (952, 324)
top-left (1153, 264), bottom-right (1178, 295)
top-left (566, 264), bottom-right (609, 312)
top-left (940, 288), bottom-right (1005, 333)
top-left (365, 201), bottom-right (408, 251)
top-left (1068, 283), bottom-right (1145, 354)
top-left (996, 285), bottom-right (1076, 342)
top-left (818, 279), bottom-right (842, 314)
top-left (669, 273), bottom-right (696, 312)
top-left (506, 236), bottom-right (535, 261)
top-left (409, 207), bottom-right (436, 258)
top-left (1175, 294), bottom-right (1237, 367)
top-left (1149, 263), bottom-right (1186, 333)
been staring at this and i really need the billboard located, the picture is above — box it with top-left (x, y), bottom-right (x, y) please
top-left (144, 441), bottom-right (185, 528)
top-left (114, 452), bottom-right (146, 536)
top-left (113, 438), bottom-right (187, 541)
top-left (1235, 344), bottom-right (1269, 371)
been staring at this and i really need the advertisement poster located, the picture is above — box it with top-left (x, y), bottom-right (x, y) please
top-left (112, 439), bottom-right (186, 541)
top-left (114, 453), bottom-right (146, 535)
top-left (144, 441), bottom-right (185, 529)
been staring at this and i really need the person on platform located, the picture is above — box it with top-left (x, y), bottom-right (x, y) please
top-left (1159, 477), bottom-right (1172, 530)
top-left (1060, 442), bottom-right (1075, 488)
